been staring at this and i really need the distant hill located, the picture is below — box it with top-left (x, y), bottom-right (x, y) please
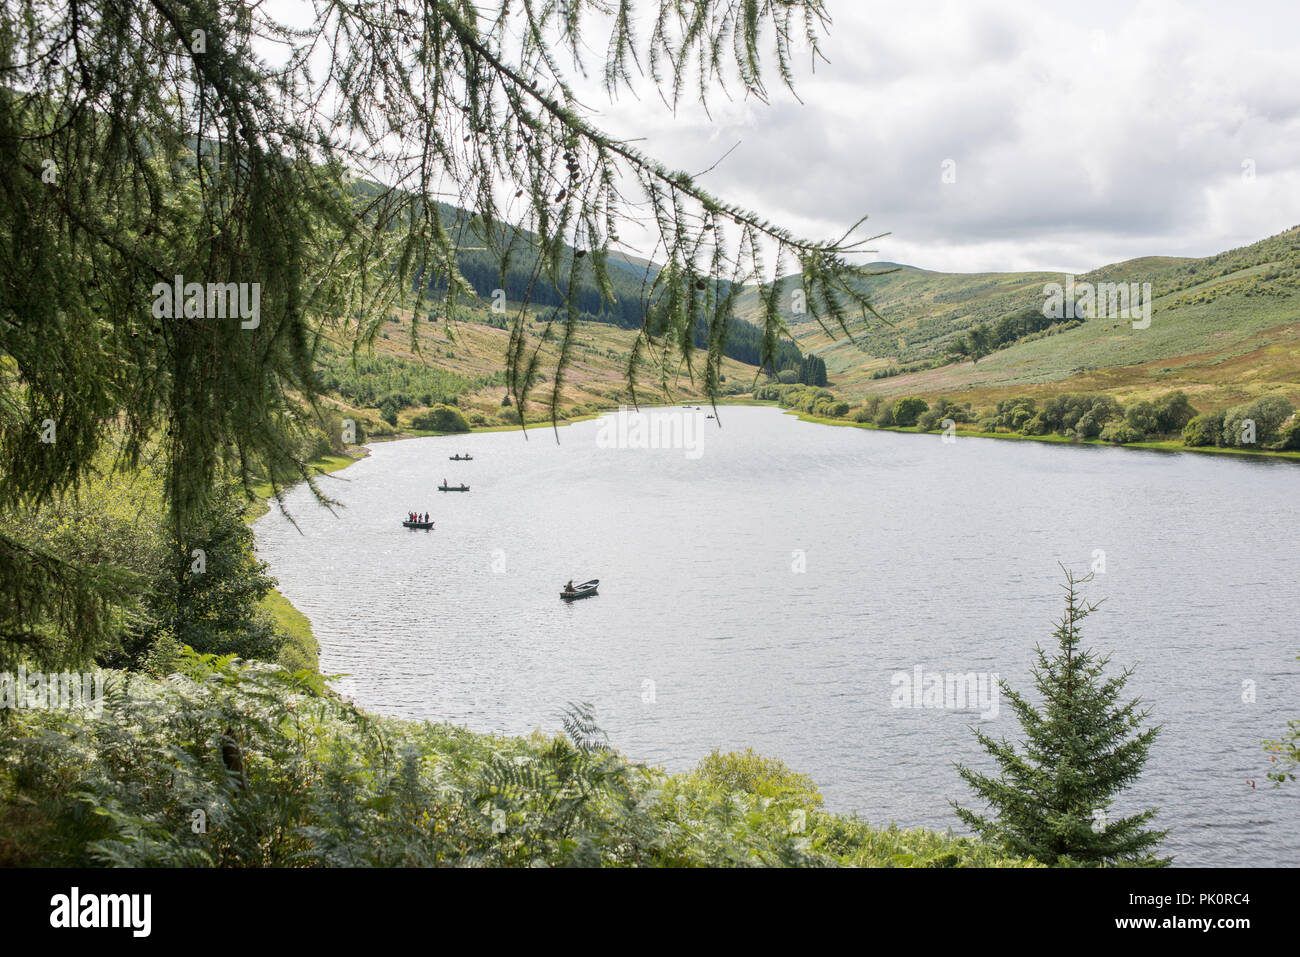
top-left (735, 226), bottom-right (1300, 412)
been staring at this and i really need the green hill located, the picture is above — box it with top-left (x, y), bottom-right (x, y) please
top-left (736, 226), bottom-right (1300, 413)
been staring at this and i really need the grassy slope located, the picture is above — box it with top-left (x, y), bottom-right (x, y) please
top-left (736, 226), bottom-right (1300, 414)
top-left (248, 453), bottom-right (364, 674)
top-left (326, 302), bottom-right (764, 434)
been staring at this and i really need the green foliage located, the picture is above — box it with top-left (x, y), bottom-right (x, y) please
top-left (1123, 401), bottom-right (1159, 436)
top-left (1100, 422), bottom-right (1143, 445)
top-left (953, 570), bottom-right (1169, 867)
top-left (1151, 391), bottom-right (1197, 434)
top-left (261, 590), bottom-right (320, 675)
top-left (853, 396), bottom-right (884, 422)
top-left (316, 348), bottom-right (473, 411)
top-left (797, 354), bottom-right (829, 386)
top-left (0, 653), bottom-right (1034, 868)
top-left (1221, 395), bottom-right (1294, 447)
top-left (4, 464), bottom-right (282, 670)
top-left (991, 397), bottom-right (1038, 433)
top-left (917, 399), bottom-right (973, 433)
top-left (753, 383), bottom-right (849, 418)
top-left (891, 397), bottom-right (929, 427)
top-left (965, 322), bottom-right (992, 363)
top-left (1272, 415), bottom-right (1300, 450)
top-left (1182, 412), bottom-right (1220, 447)
top-left (410, 405), bottom-right (470, 433)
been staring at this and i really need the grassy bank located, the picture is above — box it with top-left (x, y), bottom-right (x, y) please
top-left (246, 451), bottom-right (368, 677)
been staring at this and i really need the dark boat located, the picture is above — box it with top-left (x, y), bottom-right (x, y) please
top-left (449, 455), bottom-right (473, 461)
top-left (402, 520), bottom-right (434, 529)
top-left (437, 484), bottom-right (470, 492)
top-left (560, 579), bottom-right (599, 601)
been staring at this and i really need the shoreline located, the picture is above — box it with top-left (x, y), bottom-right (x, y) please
top-left (764, 403), bottom-right (1300, 463)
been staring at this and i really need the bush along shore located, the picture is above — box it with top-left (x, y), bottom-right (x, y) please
top-left (752, 384), bottom-right (1300, 459)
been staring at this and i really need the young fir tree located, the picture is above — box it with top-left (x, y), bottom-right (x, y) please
top-left (952, 568), bottom-right (1170, 866)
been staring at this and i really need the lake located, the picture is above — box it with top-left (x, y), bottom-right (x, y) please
top-left (254, 405), bottom-right (1300, 866)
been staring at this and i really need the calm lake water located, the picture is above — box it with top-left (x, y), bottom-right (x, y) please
top-left (254, 405), bottom-right (1300, 866)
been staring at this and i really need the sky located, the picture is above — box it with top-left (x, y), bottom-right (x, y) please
top-left (573, 0), bottom-right (1300, 274)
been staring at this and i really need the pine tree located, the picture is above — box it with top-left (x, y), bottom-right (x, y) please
top-left (952, 568), bottom-right (1170, 866)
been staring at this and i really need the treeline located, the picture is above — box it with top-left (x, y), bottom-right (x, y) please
top-left (450, 250), bottom-right (814, 376)
top-left (947, 305), bottom-right (1081, 363)
top-left (453, 257), bottom-right (645, 328)
top-left (1183, 395), bottom-right (1300, 449)
top-left (763, 385), bottom-right (1300, 452)
top-left (754, 383), bottom-right (849, 418)
top-left (717, 321), bottom-right (809, 376)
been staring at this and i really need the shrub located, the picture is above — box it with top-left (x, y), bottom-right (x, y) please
top-left (814, 399), bottom-right (849, 418)
top-left (1271, 415), bottom-right (1300, 450)
top-left (1221, 395), bottom-right (1294, 447)
top-left (994, 397), bottom-right (1038, 432)
top-left (1153, 391), bottom-right (1197, 434)
top-left (1182, 412), bottom-right (1220, 447)
top-left (410, 404), bottom-right (470, 433)
top-left (1072, 411), bottom-right (1101, 439)
top-left (1100, 422), bottom-right (1143, 444)
top-left (1020, 412), bottom-right (1048, 436)
top-left (1124, 401), bottom-right (1159, 438)
top-left (892, 396), bottom-right (929, 427)
top-left (853, 396), bottom-right (884, 422)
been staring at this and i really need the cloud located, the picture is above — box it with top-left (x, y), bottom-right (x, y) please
top-left (576, 0), bottom-right (1300, 273)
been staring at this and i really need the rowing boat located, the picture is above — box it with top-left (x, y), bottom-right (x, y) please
top-left (437, 484), bottom-right (470, 492)
top-left (402, 520), bottom-right (434, 529)
top-left (560, 579), bottom-right (599, 601)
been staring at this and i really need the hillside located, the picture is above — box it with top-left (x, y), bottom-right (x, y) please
top-left (737, 226), bottom-right (1300, 413)
top-left (314, 301), bottom-right (766, 438)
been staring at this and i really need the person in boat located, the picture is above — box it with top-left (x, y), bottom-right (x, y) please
top-left (565, 579), bottom-right (574, 594)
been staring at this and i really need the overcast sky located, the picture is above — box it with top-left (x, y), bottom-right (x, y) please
top-left (579, 0), bottom-right (1300, 274)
